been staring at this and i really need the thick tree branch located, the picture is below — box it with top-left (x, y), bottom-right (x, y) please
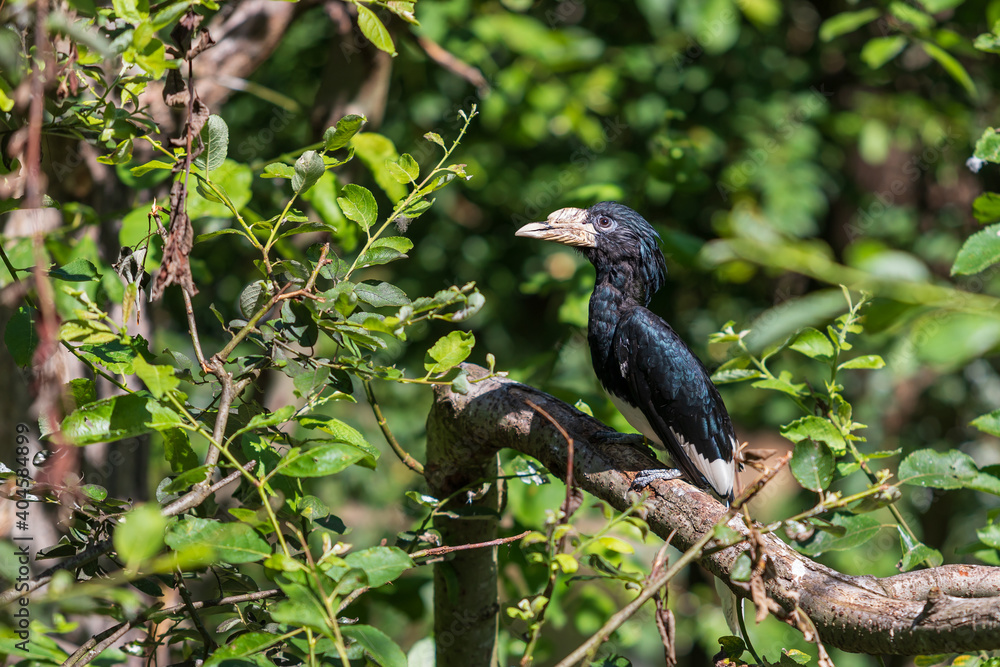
top-left (428, 364), bottom-right (1000, 656)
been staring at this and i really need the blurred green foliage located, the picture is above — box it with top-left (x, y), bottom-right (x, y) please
top-left (4, 0), bottom-right (1000, 664)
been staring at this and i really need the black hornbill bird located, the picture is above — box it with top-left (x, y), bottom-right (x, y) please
top-left (516, 202), bottom-right (740, 504)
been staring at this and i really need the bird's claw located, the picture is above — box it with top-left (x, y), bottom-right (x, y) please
top-left (629, 468), bottom-right (683, 493)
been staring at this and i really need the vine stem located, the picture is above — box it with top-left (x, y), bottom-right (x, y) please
top-left (362, 379), bottom-right (425, 474)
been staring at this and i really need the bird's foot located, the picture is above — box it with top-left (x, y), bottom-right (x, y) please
top-left (629, 468), bottom-right (683, 493)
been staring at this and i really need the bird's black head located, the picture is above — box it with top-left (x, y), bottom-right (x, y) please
top-left (515, 201), bottom-right (667, 305)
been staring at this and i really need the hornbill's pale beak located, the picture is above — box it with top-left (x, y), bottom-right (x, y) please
top-left (514, 207), bottom-right (597, 248)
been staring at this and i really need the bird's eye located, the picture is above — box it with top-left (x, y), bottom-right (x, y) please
top-left (596, 215), bottom-right (613, 230)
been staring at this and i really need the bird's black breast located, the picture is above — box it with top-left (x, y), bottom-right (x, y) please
top-left (588, 290), bottom-right (737, 499)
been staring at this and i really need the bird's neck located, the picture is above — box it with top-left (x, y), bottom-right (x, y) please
top-left (594, 263), bottom-right (653, 306)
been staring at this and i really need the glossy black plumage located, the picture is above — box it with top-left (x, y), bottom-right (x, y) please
top-left (516, 202), bottom-right (738, 502)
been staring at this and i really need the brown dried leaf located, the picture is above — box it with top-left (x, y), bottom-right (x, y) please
top-left (163, 69), bottom-right (188, 108)
top-left (187, 29), bottom-right (216, 60)
top-left (152, 181), bottom-right (197, 300)
top-left (170, 10), bottom-right (204, 51)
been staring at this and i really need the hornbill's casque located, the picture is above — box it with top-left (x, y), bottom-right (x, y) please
top-left (516, 202), bottom-right (740, 504)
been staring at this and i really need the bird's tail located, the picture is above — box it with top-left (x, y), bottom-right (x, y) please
top-left (716, 578), bottom-right (763, 663)
top-left (716, 577), bottom-right (742, 638)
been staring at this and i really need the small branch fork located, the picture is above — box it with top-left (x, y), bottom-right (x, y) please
top-left (429, 364), bottom-right (1000, 657)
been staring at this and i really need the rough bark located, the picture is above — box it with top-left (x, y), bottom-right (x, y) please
top-left (427, 364), bottom-right (1000, 657)
top-left (426, 385), bottom-right (501, 667)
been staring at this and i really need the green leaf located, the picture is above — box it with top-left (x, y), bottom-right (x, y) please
top-left (790, 440), bottom-right (834, 491)
top-left (274, 442), bottom-right (374, 477)
top-left (818, 9), bottom-right (880, 42)
top-left (62, 393), bottom-right (184, 445)
top-left (838, 354), bottom-right (886, 370)
top-left (781, 415), bottom-right (846, 455)
top-left (114, 503), bottom-right (167, 567)
top-left (799, 514), bottom-right (882, 555)
top-left (951, 223), bottom-right (1000, 276)
top-left (921, 41), bottom-right (977, 98)
top-left (324, 114), bottom-right (367, 151)
top-left (789, 327), bottom-right (834, 360)
top-left (262, 162), bottom-right (296, 179)
top-left (898, 526), bottom-right (943, 571)
top-left (77, 337), bottom-right (147, 374)
top-left (5, 306), bottom-right (37, 366)
top-left (343, 547), bottom-right (414, 587)
top-left (80, 484), bottom-right (108, 501)
top-left (356, 236), bottom-right (414, 268)
top-left (298, 415), bottom-right (379, 468)
top-left (234, 405), bottom-right (296, 440)
top-left (351, 133), bottom-right (408, 202)
top-left (50, 258), bottom-right (101, 281)
top-left (899, 449), bottom-right (1000, 494)
top-left (188, 159), bottom-right (253, 218)
top-left (424, 131), bottom-right (445, 148)
top-left (132, 355), bottom-right (179, 399)
top-left (337, 184), bottom-right (378, 231)
top-left (130, 159), bottom-right (175, 177)
top-left (97, 138), bottom-right (133, 165)
top-left (779, 649), bottom-right (812, 666)
top-left (357, 5), bottom-right (396, 55)
top-left (240, 280), bottom-right (273, 319)
top-left (974, 31), bottom-right (1000, 54)
top-left (59, 318), bottom-right (118, 344)
top-left (751, 371), bottom-right (806, 398)
top-left (194, 114), bottom-right (229, 173)
top-left (974, 128), bottom-right (1000, 163)
top-left (977, 522), bottom-right (1000, 549)
top-left (728, 552), bottom-right (752, 582)
top-left (972, 409), bottom-right (1000, 437)
top-left (270, 592), bottom-right (331, 636)
top-left (165, 516), bottom-right (271, 564)
top-left (712, 368), bottom-right (764, 385)
top-left (861, 35), bottom-right (907, 69)
top-left (162, 465), bottom-right (212, 493)
top-left (203, 633), bottom-right (284, 667)
top-left (386, 153), bottom-right (419, 184)
top-left (66, 378), bottom-right (97, 407)
top-left (163, 428), bottom-right (198, 473)
top-left (292, 150), bottom-right (325, 194)
top-left (973, 193), bottom-right (1000, 224)
top-left (889, 1), bottom-right (934, 30)
top-left (424, 330), bottom-right (475, 374)
top-left (917, 0), bottom-right (965, 10)
top-left (451, 369), bottom-right (470, 394)
top-left (112, 0), bottom-right (142, 23)
top-left (355, 281), bottom-right (411, 308)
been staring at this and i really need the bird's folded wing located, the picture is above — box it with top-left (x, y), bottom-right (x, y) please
top-left (615, 307), bottom-right (736, 500)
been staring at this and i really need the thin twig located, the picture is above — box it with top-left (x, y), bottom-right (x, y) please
top-left (363, 379), bottom-right (424, 474)
top-left (175, 572), bottom-right (216, 658)
top-left (410, 530), bottom-right (531, 559)
top-left (415, 34), bottom-right (490, 94)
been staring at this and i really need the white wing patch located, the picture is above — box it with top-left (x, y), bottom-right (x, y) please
top-left (606, 391), bottom-right (735, 501)
top-left (669, 426), bottom-right (734, 500)
top-left (607, 394), bottom-right (661, 447)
